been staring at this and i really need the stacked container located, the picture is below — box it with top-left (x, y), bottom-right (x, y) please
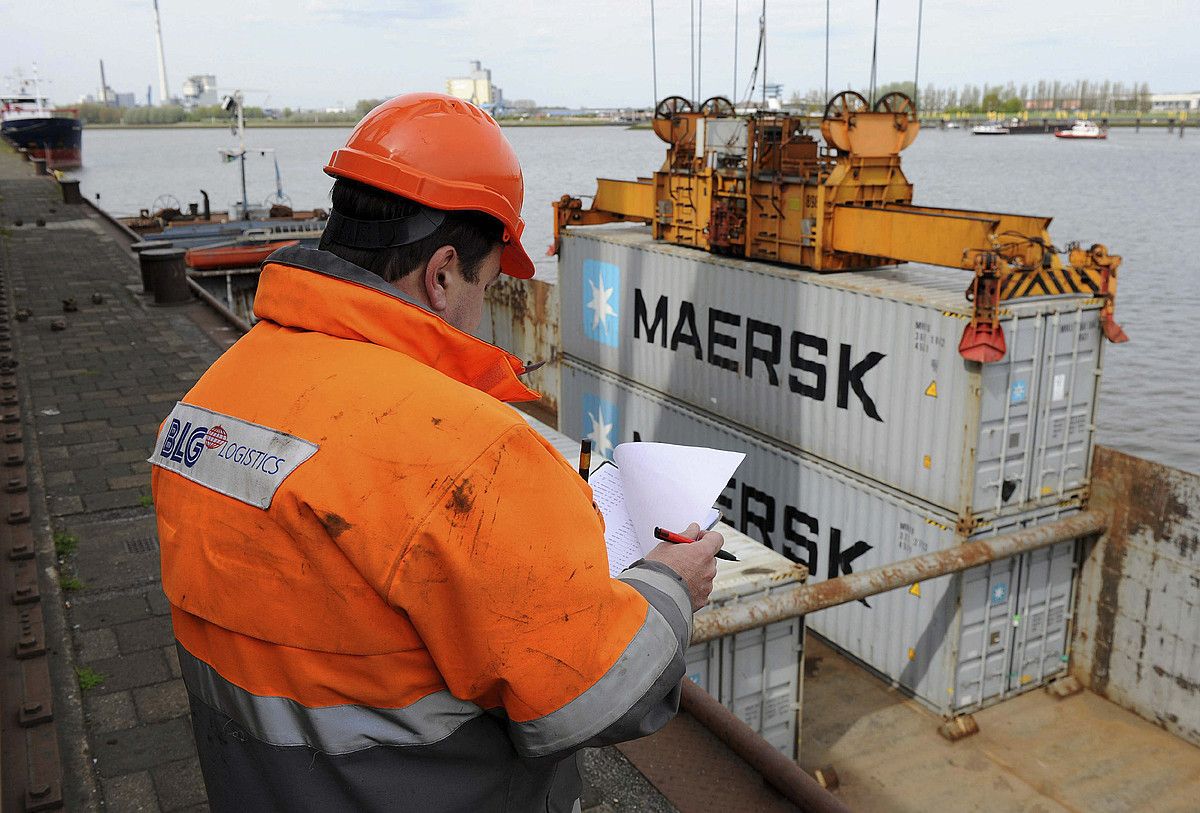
top-left (555, 226), bottom-right (1103, 714)
top-left (519, 412), bottom-right (806, 756)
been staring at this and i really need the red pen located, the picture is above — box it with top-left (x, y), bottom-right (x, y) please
top-left (653, 527), bottom-right (738, 561)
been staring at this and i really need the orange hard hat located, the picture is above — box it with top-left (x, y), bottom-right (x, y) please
top-left (325, 93), bottom-right (534, 279)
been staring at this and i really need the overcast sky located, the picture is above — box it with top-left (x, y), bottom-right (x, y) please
top-left (4, 0), bottom-right (1197, 109)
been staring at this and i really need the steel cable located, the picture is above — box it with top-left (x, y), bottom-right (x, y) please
top-left (913, 0), bottom-right (924, 108)
top-left (824, 0), bottom-right (830, 104)
top-left (698, 0), bottom-right (703, 103)
top-left (650, 0), bottom-right (659, 106)
top-left (869, 0), bottom-right (880, 103)
top-left (691, 0), bottom-right (696, 104)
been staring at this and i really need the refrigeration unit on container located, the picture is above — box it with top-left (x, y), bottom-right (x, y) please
top-left (518, 410), bottom-right (806, 756)
top-left (559, 226), bottom-right (1105, 527)
top-left (560, 356), bottom-right (1084, 715)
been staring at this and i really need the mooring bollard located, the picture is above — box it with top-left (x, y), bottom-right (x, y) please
top-left (59, 179), bottom-right (83, 205)
top-left (30, 158), bottom-right (47, 176)
top-left (140, 247), bottom-right (192, 306)
top-left (132, 241), bottom-right (172, 292)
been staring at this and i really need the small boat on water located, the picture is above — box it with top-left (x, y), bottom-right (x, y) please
top-left (1055, 120), bottom-right (1107, 140)
top-left (185, 239), bottom-right (300, 271)
top-left (972, 122), bottom-right (1009, 135)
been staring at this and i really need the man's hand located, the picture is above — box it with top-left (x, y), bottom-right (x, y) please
top-left (644, 522), bottom-right (724, 613)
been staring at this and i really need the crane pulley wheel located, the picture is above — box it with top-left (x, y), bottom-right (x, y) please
top-left (699, 96), bottom-right (736, 117)
top-left (823, 91), bottom-right (870, 122)
top-left (655, 96), bottom-right (695, 119)
top-left (873, 92), bottom-right (919, 125)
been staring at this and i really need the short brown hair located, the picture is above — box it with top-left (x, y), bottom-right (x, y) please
top-left (319, 178), bottom-right (504, 283)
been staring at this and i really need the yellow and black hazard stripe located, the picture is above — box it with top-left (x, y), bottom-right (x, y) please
top-left (1001, 266), bottom-right (1107, 299)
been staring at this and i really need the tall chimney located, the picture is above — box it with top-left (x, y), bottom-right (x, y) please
top-left (153, 0), bottom-right (170, 105)
top-left (99, 59), bottom-right (110, 106)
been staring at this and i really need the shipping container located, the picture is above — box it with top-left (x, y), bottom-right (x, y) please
top-left (519, 411), bottom-right (806, 756)
top-left (560, 356), bottom-right (1083, 714)
top-left (559, 226), bottom-right (1104, 524)
top-left (480, 277), bottom-right (560, 421)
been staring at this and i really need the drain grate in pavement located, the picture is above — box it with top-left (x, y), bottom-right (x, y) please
top-left (124, 537), bottom-right (159, 555)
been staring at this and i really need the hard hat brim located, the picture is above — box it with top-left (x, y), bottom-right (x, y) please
top-left (500, 240), bottom-right (535, 280)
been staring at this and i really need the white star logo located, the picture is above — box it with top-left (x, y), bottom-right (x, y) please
top-left (587, 407), bottom-right (615, 460)
top-left (586, 277), bottom-right (617, 335)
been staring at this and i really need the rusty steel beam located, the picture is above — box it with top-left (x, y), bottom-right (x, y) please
top-left (680, 679), bottom-right (851, 813)
top-left (693, 510), bottom-right (1106, 644)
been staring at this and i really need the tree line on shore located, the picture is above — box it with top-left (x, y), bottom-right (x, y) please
top-left (73, 78), bottom-right (1168, 125)
top-left (73, 98), bottom-right (383, 126)
top-left (789, 79), bottom-right (1158, 115)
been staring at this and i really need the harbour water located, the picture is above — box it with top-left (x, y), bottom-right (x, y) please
top-left (74, 125), bottom-right (1198, 474)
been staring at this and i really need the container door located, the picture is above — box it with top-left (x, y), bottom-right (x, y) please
top-left (1028, 307), bottom-right (1102, 501)
top-left (974, 314), bottom-right (1043, 514)
top-left (953, 555), bottom-right (1019, 710)
top-left (685, 639), bottom-right (722, 696)
top-left (1007, 540), bottom-right (1076, 692)
top-left (721, 619), bottom-right (803, 758)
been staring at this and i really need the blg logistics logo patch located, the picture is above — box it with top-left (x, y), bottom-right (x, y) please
top-left (150, 402), bottom-right (319, 509)
top-left (160, 417), bottom-right (285, 475)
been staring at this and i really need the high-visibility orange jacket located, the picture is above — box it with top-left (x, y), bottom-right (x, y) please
top-left (150, 247), bottom-right (693, 812)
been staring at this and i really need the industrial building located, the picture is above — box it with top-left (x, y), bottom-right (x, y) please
top-left (1150, 92), bottom-right (1200, 111)
top-left (181, 74), bottom-right (219, 109)
top-left (446, 60), bottom-right (504, 113)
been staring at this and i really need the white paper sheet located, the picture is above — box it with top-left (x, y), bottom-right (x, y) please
top-left (588, 463), bottom-right (642, 577)
top-left (614, 442), bottom-right (745, 558)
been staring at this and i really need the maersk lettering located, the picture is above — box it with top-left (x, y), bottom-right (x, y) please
top-left (711, 471), bottom-right (874, 585)
top-left (707, 308), bottom-right (740, 372)
top-left (634, 288), bottom-right (669, 346)
top-left (632, 288), bottom-right (886, 421)
top-left (783, 507), bottom-right (819, 572)
top-left (837, 344), bottom-right (885, 421)
top-left (746, 318), bottom-right (781, 385)
top-left (789, 332), bottom-right (826, 399)
top-left (669, 301), bottom-right (702, 359)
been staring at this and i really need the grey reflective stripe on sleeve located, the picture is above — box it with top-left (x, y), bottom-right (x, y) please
top-left (618, 564), bottom-right (693, 643)
top-left (509, 604), bottom-right (680, 758)
top-left (178, 643), bottom-right (483, 755)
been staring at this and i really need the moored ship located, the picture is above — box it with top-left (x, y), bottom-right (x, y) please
top-left (1, 73), bottom-right (82, 169)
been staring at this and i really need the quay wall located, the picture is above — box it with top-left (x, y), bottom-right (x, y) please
top-left (1072, 447), bottom-right (1200, 746)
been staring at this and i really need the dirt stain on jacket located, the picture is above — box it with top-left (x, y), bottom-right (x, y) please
top-left (447, 479), bottom-right (475, 514)
top-left (322, 512), bottom-right (353, 539)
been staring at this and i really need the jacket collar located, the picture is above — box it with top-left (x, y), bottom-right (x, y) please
top-left (254, 246), bottom-right (540, 403)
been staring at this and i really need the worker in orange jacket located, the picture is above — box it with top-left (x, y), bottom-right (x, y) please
top-left (150, 93), bottom-right (724, 812)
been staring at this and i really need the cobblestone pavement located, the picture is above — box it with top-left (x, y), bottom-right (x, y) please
top-left (0, 151), bottom-right (674, 813)
top-left (0, 151), bottom-right (231, 811)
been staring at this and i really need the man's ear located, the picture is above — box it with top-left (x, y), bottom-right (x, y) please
top-left (423, 246), bottom-right (458, 313)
